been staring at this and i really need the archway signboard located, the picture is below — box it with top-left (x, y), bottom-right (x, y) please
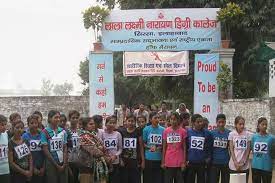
top-left (89, 8), bottom-right (221, 127)
top-left (102, 8), bottom-right (221, 51)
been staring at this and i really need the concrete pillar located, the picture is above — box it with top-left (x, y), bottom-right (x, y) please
top-left (209, 48), bottom-right (235, 99)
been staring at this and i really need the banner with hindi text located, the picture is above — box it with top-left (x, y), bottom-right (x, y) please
top-left (89, 52), bottom-right (114, 119)
top-left (102, 9), bottom-right (221, 51)
top-left (123, 51), bottom-right (189, 76)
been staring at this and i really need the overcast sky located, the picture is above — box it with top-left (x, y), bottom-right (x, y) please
top-left (0, 0), bottom-right (97, 94)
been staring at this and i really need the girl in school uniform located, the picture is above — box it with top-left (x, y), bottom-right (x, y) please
top-left (41, 110), bottom-right (68, 183)
top-left (8, 120), bottom-right (33, 183)
top-left (228, 116), bottom-right (251, 183)
top-left (251, 117), bottom-right (275, 183)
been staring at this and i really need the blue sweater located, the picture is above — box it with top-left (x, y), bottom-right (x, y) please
top-left (187, 128), bottom-right (212, 164)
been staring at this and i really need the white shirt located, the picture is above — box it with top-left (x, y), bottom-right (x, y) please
top-left (0, 131), bottom-right (9, 175)
top-left (228, 130), bottom-right (251, 171)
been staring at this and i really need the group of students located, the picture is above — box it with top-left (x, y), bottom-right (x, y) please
top-left (0, 109), bottom-right (274, 183)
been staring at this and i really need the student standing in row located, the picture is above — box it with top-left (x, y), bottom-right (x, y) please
top-left (186, 114), bottom-right (212, 183)
top-left (79, 117), bottom-right (108, 183)
top-left (251, 117), bottom-right (275, 183)
top-left (143, 112), bottom-right (165, 183)
top-left (162, 112), bottom-right (186, 183)
top-left (8, 120), bottom-right (33, 183)
top-left (0, 115), bottom-right (10, 183)
top-left (228, 116), bottom-right (251, 183)
top-left (41, 110), bottom-right (68, 183)
top-left (210, 114), bottom-right (230, 183)
top-left (102, 116), bottom-right (122, 183)
top-left (8, 113), bottom-right (22, 138)
top-left (22, 114), bottom-right (45, 183)
top-left (137, 115), bottom-right (146, 134)
top-left (67, 110), bottom-right (80, 183)
top-left (120, 114), bottom-right (145, 183)
top-left (91, 115), bottom-right (104, 140)
top-left (33, 111), bottom-right (45, 130)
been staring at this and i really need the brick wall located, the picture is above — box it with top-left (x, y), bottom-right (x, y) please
top-left (0, 96), bottom-right (89, 125)
top-left (220, 98), bottom-right (273, 133)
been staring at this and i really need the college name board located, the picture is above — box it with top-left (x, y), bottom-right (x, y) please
top-left (102, 8), bottom-right (221, 51)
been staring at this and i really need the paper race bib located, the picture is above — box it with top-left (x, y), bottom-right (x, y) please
top-left (167, 135), bottom-right (181, 143)
top-left (50, 138), bottom-right (63, 152)
top-left (191, 136), bottom-right (205, 150)
top-left (213, 139), bottom-right (227, 148)
top-left (72, 133), bottom-right (80, 148)
top-left (0, 145), bottom-right (8, 160)
top-left (254, 142), bottom-right (268, 154)
top-left (29, 140), bottom-right (42, 151)
top-left (14, 143), bottom-right (30, 159)
top-left (149, 134), bottom-right (162, 145)
top-left (235, 137), bottom-right (247, 150)
top-left (104, 138), bottom-right (117, 149)
top-left (123, 138), bottom-right (137, 149)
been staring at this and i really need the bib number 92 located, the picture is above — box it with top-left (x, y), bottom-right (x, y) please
top-left (254, 142), bottom-right (268, 153)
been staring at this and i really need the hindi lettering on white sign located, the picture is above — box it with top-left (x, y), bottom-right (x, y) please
top-left (102, 9), bottom-right (221, 51)
top-left (123, 51), bottom-right (189, 76)
top-left (89, 52), bottom-right (114, 119)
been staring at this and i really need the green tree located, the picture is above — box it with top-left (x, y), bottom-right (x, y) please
top-left (40, 79), bottom-right (54, 96)
top-left (232, 0), bottom-right (275, 98)
top-left (53, 82), bottom-right (74, 96)
top-left (81, 0), bottom-right (275, 104)
top-left (83, 5), bottom-right (109, 41)
top-left (79, 51), bottom-right (196, 108)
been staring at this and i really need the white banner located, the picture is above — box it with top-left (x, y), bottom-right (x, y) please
top-left (123, 51), bottom-right (189, 76)
top-left (102, 9), bottom-right (221, 51)
top-left (89, 52), bottom-right (114, 119)
top-left (270, 59), bottom-right (275, 97)
top-left (194, 54), bottom-right (219, 130)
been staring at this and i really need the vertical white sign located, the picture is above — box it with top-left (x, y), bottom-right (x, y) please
top-left (89, 52), bottom-right (114, 119)
top-left (194, 54), bottom-right (219, 130)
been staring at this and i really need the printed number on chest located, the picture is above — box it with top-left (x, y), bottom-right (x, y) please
top-left (149, 134), bottom-right (162, 145)
top-left (191, 136), bottom-right (205, 150)
top-left (213, 139), bottom-right (227, 148)
top-left (30, 140), bottom-right (42, 151)
top-left (72, 134), bottom-right (80, 148)
top-left (254, 142), bottom-right (268, 153)
top-left (14, 143), bottom-right (30, 159)
top-left (50, 138), bottom-right (63, 152)
top-left (123, 138), bottom-right (137, 149)
top-left (0, 145), bottom-right (8, 160)
top-left (167, 135), bottom-right (181, 143)
top-left (104, 139), bottom-right (117, 149)
top-left (235, 137), bottom-right (247, 149)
